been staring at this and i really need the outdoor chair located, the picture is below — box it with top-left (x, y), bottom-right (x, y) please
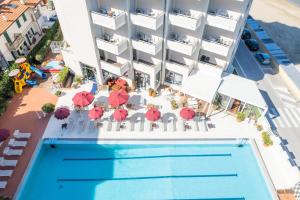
top-left (3, 147), bottom-right (23, 156)
top-left (0, 170), bottom-right (13, 177)
top-left (193, 118), bottom-right (200, 131)
top-left (0, 157), bottom-right (17, 167)
top-left (8, 139), bottom-right (27, 147)
top-left (13, 130), bottom-right (31, 139)
top-left (178, 120), bottom-right (186, 132)
top-left (0, 181), bottom-right (7, 189)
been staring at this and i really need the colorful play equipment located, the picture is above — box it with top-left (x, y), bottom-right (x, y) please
top-left (9, 58), bottom-right (47, 93)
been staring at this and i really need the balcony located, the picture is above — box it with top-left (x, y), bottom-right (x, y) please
top-left (166, 33), bottom-right (197, 56)
top-left (131, 32), bottom-right (162, 55)
top-left (207, 10), bottom-right (240, 32)
top-left (197, 60), bottom-right (224, 76)
top-left (132, 59), bottom-right (161, 75)
top-left (6, 34), bottom-right (25, 51)
top-left (168, 8), bottom-right (202, 31)
top-left (165, 59), bottom-right (193, 77)
top-left (130, 8), bottom-right (164, 30)
top-left (100, 59), bottom-right (129, 76)
top-left (91, 9), bottom-right (126, 30)
top-left (96, 34), bottom-right (128, 55)
top-left (201, 36), bottom-right (232, 57)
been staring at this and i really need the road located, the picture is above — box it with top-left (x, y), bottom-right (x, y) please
top-left (234, 41), bottom-right (300, 166)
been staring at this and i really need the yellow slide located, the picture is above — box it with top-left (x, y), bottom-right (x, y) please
top-left (14, 81), bottom-right (23, 93)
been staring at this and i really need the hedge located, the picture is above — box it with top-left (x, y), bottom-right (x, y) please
top-left (57, 67), bottom-right (69, 85)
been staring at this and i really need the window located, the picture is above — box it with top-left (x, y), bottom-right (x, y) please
top-left (16, 19), bottom-right (21, 28)
top-left (155, 71), bottom-right (161, 86)
top-left (165, 69), bottom-right (183, 86)
top-left (3, 31), bottom-right (12, 43)
top-left (21, 13), bottom-right (27, 22)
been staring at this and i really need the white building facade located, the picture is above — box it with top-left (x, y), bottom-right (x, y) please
top-left (54, 0), bottom-right (252, 90)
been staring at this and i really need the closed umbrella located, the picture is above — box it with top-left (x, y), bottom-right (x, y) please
top-left (146, 108), bottom-right (161, 122)
top-left (0, 129), bottom-right (10, 142)
top-left (72, 91), bottom-right (94, 107)
top-left (54, 107), bottom-right (70, 120)
top-left (88, 107), bottom-right (104, 120)
top-left (113, 109), bottom-right (128, 122)
top-left (108, 89), bottom-right (129, 107)
top-left (180, 107), bottom-right (195, 120)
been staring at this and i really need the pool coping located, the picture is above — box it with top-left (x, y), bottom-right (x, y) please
top-left (14, 138), bottom-right (279, 200)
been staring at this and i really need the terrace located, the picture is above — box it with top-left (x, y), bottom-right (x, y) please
top-left (96, 33), bottom-right (128, 55)
top-left (130, 8), bottom-right (164, 30)
top-left (91, 8), bottom-right (126, 30)
top-left (131, 32), bottom-right (163, 55)
top-left (168, 8), bottom-right (202, 31)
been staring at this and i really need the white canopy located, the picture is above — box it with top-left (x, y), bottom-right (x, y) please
top-left (182, 69), bottom-right (222, 103)
top-left (218, 73), bottom-right (267, 109)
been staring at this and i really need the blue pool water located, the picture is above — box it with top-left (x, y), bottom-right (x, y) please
top-left (17, 142), bottom-right (273, 200)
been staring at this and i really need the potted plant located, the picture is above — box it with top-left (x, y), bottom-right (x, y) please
top-left (261, 131), bottom-right (273, 147)
top-left (256, 124), bottom-right (263, 131)
top-left (55, 90), bottom-right (62, 97)
top-left (41, 103), bottom-right (55, 117)
top-left (236, 112), bottom-right (246, 122)
top-left (170, 100), bottom-right (178, 110)
top-left (74, 75), bottom-right (83, 85)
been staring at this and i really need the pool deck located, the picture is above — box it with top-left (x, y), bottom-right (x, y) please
top-left (42, 82), bottom-right (300, 192)
top-left (0, 86), bottom-right (57, 198)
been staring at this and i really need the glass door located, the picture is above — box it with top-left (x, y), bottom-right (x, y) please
top-left (134, 70), bottom-right (150, 89)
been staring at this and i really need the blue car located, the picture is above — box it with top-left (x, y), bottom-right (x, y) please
top-left (255, 53), bottom-right (271, 65)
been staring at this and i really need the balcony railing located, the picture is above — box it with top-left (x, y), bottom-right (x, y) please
top-left (167, 33), bottom-right (197, 56)
top-left (130, 8), bottom-right (164, 30)
top-left (201, 36), bottom-right (232, 57)
top-left (6, 34), bottom-right (25, 51)
top-left (132, 59), bottom-right (161, 75)
top-left (100, 59), bottom-right (129, 76)
top-left (96, 34), bottom-right (128, 55)
top-left (132, 32), bottom-right (162, 55)
top-left (91, 9), bottom-right (126, 30)
top-left (168, 8), bottom-right (201, 31)
top-left (207, 10), bottom-right (240, 32)
top-left (197, 61), bottom-right (224, 76)
top-left (165, 59), bottom-right (193, 76)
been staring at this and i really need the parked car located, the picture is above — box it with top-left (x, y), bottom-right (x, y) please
top-left (255, 53), bottom-right (271, 65)
top-left (241, 29), bottom-right (251, 40)
top-left (245, 39), bottom-right (259, 51)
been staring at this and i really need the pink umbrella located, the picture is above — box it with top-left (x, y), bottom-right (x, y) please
top-left (180, 107), bottom-right (195, 120)
top-left (0, 129), bottom-right (10, 142)
top-left (108, 89), bottom-right (129, 107)
top-left (72, 91), bottom-right (94, 107)
top-left (88, 107), bottom-right (104, 120)
top-left (146, 108), bottom-right (161, 122)
top-left (113, 109), bottom-right (128, 122)
top-left (15, 57), bottom-right (26, 64)
top-left (54, 107), bottom-right (70, 120)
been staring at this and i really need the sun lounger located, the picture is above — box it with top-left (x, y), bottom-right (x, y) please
top-left (178, 120), bottom-right (185, 132)
top-left (0, 157), bottom-right (17, 167)
top-left (167, 120), bottom-right (173, 132)
top-left (193, 119), bottom-right (199, 131)
top-left (130, 119), bottom-right (135, 132)
top-left (107, 119), bottom-right (112, 131)
top-left (8, 139), bottom-right (27, 147)
top-left (0, 181), bottom-right (7, 189)
top-left (13, 130), bottom-right (31, 139)
top-left (159, 120), bottom-right (165, 132)
top-left (0, 170), bottom-right (13, 177)
top-left (4, 147), bottom-right (23, 156)
top-left (145, 121), bottom-right (153, 132)
top-left (139, 119), bottom-right (144, 132)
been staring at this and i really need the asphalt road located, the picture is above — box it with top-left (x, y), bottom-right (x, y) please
top-left (234, 41), bottom-right (300, 166)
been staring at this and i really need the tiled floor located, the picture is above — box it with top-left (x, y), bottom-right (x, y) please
top-left (0, 87), bottom-right (57, 198)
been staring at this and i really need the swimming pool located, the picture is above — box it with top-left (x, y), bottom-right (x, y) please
top-left (16, 141), bottom-right (274, 200)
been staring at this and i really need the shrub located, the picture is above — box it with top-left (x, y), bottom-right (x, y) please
top-left (74, 75), bottom-right (83, 84)
top-left (148, 88), bottom-right (157, 97)
top-left (57, 67), bottom-right (69, 85)
top-left (256, 124), bottom-right (263, 131)
top-left (170, 100), bottom-right (178, 110)
top-left (41, 103), bottom-right (55, 113)
top-left (55, 90), bottom-right (62, 97)
top-left (236, 112), bottom-right (246, 122)
top-left (262, 131), bottom-right (273, 146)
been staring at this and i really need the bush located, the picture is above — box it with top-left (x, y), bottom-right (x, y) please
top-left (262, 131), bottom-right (273, 146)
top-left (148, 88), bottom-right (157, 97)
top-left (74, 75), bottom-right (83, 84)
top-left (256, 124), bottom-right (263, 131)
top-left (55, 90), bottom-right (62, 97)
top-left (57, 67), bottom-right (69, 85)
top-left (41, 103), bottom-right (55, 113)
top-left (236, 112), bottom-right (246, 122)
top-left (170, 100), bottom-right (178, 110)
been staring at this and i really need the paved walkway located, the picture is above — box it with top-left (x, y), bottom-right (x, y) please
top-left (0, 87), bottom-right (57, 198)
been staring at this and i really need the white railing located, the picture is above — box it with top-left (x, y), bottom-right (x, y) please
top-left (167, 34), bottom-right (197, 56)
top-left (100, 59), bottom-right (129, 76)
top-left (91, 10), bottom-right (126, 30)
top-left (132, 34), bottom-right (163, 55)
top-left (207, 10), bottom-right (240, 32)
top-left (96, 36), bottom-right (128, 55)
top-left (130, 9), bottom-right (164, 30)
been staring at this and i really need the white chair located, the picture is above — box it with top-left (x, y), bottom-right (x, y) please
top-left (4, 147), bottom-right (23, 156)
top-left (0, 157), bottom-right (17, 167)
top-left (8, 139), bottom-right (27, 147)
top-left (0, 181), bottom-right (7, 189)
top-left (0, 170), bottom-right (13, 177)
top-left (13, 130), bottom-right (31, 139)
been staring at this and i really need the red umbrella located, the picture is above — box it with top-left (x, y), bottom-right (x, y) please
top-left (54, 107), bottom-right (70, 120)
top-left (0, 129), bottom-right (10, 142)
top-left (72, 91), bottom-right (94, 107)
top-left (113, 109), bottom-right (128, 122)
top-left (108, 89), bottom-right (129, 107)
top-left (180, 108), bottom-right (195, 120)
top-left (88, 107), bottom-right (104, 120)
top-left (146, 108), bottom-right (161, 122)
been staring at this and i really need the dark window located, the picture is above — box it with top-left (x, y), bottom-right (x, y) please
top-left (3, 31), bottom-right (12, 43)
top-left (165, 69), bottom-right (183, 86)
top-left (22, 13), bottom-right (27, 22)
top-left (16, 19), bottom-right (21, 28)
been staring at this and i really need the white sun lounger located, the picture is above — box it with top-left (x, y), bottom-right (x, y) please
top-left (13, 130), bottom-right (31, 139)
top-left (8, 139), bottom-right (27, 147)
top-left (0, 157), bottom-right (17, 167)
top-left (167, 120), bottom-right (173, 132)
top-left (145, 121), bottom-right (153, 132)
top-left (4, 147), bottom-right (23, 156)
top-left (0, 170), bottom-right (13, 177)
top-left (113, 122), bottom-right (120, 132)
top-left (159, 120), bottom-right (165, 132)
top-left (178, 121), bottom-right (186, 132)
top-left (0, 181), bottom-right (7, 189)
top-left (193, 119), bottom-right (199, 131)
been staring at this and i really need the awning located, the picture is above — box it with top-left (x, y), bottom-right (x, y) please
top-left (218, 73), bottom-right (267, 109)
top-left (182, 69), bottom-right (222, 103)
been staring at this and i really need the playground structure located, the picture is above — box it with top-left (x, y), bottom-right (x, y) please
top-left (10, 58), bottom-right (47, 93)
